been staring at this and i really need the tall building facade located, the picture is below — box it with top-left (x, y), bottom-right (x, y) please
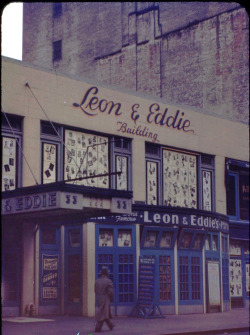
top-left (1, 56), bottom-right (249, 317)
top-left (1, 2), bottom-right (249, 318)
top-left (23, 2), bottom-right (249, 124)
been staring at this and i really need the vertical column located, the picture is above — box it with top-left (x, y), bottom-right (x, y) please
top-left (219, 233), bottom-right (224, 312)
top-left (60, 225), bottom-right (65, 315)
top-left (132, 140), bottom-right (146, 202)
top-left (83, 222), bottom-right (96, 316)
top-left (202, 246), bottom-right (206, 313)
top-left (21, 222), bottom-right (36, 315)
top-left (174, 241), bottom-right (178, 314)
top-left (215, 156), bottom-right (227, 215)
top-left (22, 117), bottom-right (40, 187)
top-left (34, 224), bottom-right (39, 315)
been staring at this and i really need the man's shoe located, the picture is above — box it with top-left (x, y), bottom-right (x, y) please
top-left (109, 324), bottom-right (115, 330)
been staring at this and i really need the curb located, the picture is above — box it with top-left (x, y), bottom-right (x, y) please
top-left (161, 327), bottom-right (250, 335)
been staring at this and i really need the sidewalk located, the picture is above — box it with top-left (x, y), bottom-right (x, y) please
top-left (2, 307), bottom-right (249, 335)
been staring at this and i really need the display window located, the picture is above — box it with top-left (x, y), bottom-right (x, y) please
top-left (99, 229), bottom-right (114, 247)
top-left (64, 129), bottom-right (109, 187)
top-left (1, 113), bottom-right (23, 192)
top-left (118, 230), bottom-right (132, 247)
top-left (68, 228), bottom-right (81, 248)
top-left (145, 143), bottom-right (215, 210)
top-left (146, 160), bottom-right (158, 205)
top-left (163, 149), bottom-right (197, 208)
top-left (141, 228), bottom-right (178, 249)
top-left (178, 229), bottom-right (206, 251)
top-left (116, 155), bottom-right (128, 190)
top-left (96, 225), bottom-right (136, 308)
top-left (144, 230), bottom-right (159, 247)
top-left (205, 233), bottom-right (220, 254)
top-left (41, 122), bottom-right (132, 190)
top-left (226, 159), bottom-right (249, 221)
top-left (42, 142), bottom-right (57, 183)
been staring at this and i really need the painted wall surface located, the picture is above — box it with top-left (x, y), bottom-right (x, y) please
top-left (2, 57), bottom-right (249, 207)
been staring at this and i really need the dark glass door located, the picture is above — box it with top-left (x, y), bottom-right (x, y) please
top-left (64, 227), bottom-right (82, 315)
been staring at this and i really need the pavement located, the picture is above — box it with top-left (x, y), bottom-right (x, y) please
top-left (2, 307), bottom-right (249, 335)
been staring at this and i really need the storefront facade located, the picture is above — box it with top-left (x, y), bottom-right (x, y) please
top-left (1, 57), bottom-right (249, 317)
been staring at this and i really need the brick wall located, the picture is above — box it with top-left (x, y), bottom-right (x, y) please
top-left (23, 2), bottom-right (249, 123)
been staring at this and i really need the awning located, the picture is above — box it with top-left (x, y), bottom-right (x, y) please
top-left (225, 158), bottom-right (249, 191)
top-left (225, 158), bottom-right (249, 169)
top-left (229, 221), bottom-right (249, 240)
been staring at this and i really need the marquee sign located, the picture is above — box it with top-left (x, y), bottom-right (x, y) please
top-left (1, 191), bottom-right (132, 216)
top-left (90, 209), bottom-right (229, 233)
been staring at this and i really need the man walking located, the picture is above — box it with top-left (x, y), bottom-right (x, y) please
top-left (94, 266), bottom-right (115, 333)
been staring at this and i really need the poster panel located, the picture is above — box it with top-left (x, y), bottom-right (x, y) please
top-left (202, 170), bottom-right (212, 211)
top-left (163, 149), bottom-right (197, 208)
top-left (207, 261), bottom-right (221, 307)
top-left (42, 143), bottom-right (57, 184)
top-left (146, 161), bottom-right (158, 205)
top-left (229, 259), bottom-right (242, 297)
top-left (42, 254), bottom-right (59, 301)
top-left (116, 155), bottom-right (128, 190)
top-left (2, 136), bottom-right (16, 191)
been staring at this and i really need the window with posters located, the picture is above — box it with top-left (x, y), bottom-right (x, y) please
top-left (1, 113), bottom-right (23, 192)
top-left (229, 259), bottom-right (242, 298)
top-left (42, 143), bottom-right (57, 184)
top-left (163, 149), bottom-right (197, 208)
top-left (226, 159), bottom-right (249, 221)
top-left (64, 129), bottom-right (131, 189)
top-left (145, 143), bottom-right (215, 210)
top-left (64, 129), bottom-right (109, 188)
top-left (2, 137), bottom-right (17, 191)
top-left (41, 122), bottom-right (131, 189)
top-left (41, 121), bottom-right (61, 184)
top-left (229, 240), bottom-right (243, 299)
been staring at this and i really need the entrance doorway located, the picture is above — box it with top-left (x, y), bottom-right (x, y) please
top-left (64, 226), bottom-right (82, 315)
top-left (96, 225), bottom-right (137, 315)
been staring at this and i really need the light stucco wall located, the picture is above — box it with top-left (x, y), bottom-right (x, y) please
top-left (2, 57), bottom-right (249, 316)
top-left (2, 57), bottom-right (249, 215)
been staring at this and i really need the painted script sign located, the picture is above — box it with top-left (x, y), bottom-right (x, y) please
top-left (73, 86), bottom-right (194, 143)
